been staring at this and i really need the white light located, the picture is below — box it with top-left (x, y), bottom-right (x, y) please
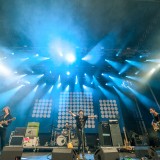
top-left (65, 54), bottom-right (76, 63)
top-left (0, 64), bottom-right (11, 76)
top-left (150, 68), bottom-right (156, 74)
top-left (37, 74), bottom-right (44, 78)
top-left (21, 57), bottom-right (29, 61)
top-left (66, 71), bottom-right (70, 75)
top-left (48, 85), bottom-right (54, 93)
top-left (75, 76), bottom-right (78, 84)
top-left (57, 83), bottom-right (61, 88)
top-left (33, 85), bottom-right (39, 92)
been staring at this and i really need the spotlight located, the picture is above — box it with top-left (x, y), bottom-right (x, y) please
top-left (75, 76), bottom-right (78, 84)
top-left (65, 54), bottom-right (76, 63)
top-left (66, 71), bottom-right (70, 75)
top-left (57, 83), bottom-right (61, 88)
top-left (48, 85), bottom-right (54, 93)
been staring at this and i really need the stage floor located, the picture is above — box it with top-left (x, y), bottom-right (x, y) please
top-left (21, 152), bottom-right (140, 160)
top-left (1, 146), bottom-right (160, 160)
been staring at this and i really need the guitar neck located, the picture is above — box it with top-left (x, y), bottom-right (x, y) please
top-left (123, 127), bottom-right (129, 145)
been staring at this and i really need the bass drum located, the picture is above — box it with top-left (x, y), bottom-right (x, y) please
top-left (56, 135), bottom-right (66, 146)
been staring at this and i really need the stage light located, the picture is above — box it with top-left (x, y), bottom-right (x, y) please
top-left (101, 73), bottom-right (104, 76)
top-left (35, 54), bottom-right (39, 57)
top-left (57, 83), bottom-right (61, 88)
top-left (0, 63), bottom-right (11, 76)
top-left (83, 85), bottom-right (87, 89)
top-left (49, 71), bottom-right (52, 74)
top-left (66, 71), bottom-right (70, 75)
top-left (75, 76), bottom-right (78, 84)
top-left (11, 53), bottom-right (14, 55)
top-left (150, 68), bottom-right (156, 74)
top-left (33, 85), bottom-right (39, 92)
top-left (65, 85), bottom-right (69, 91)
top-left (48, 85), bottom-right (54, 93)
top-left (37, 74), bottom-right (44, 78)
top-left (65, 54), bottom-right (76, 63)
top-left (21, 57), bottom-right (29, 61)
top-left (84, 73), bottom-right (87, 76)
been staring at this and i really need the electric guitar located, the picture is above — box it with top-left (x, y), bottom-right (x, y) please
top-left (67, 129), bottom-right (73, 149)
top-left (0, 117), bottom-right (16, 128)
top-left (152, 122), bottom-right (160, 131)
top-left (123, 127), bottom-right (132, 150)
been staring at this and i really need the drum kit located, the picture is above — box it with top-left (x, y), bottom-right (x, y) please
top-left (50, 126), bottom-right (76, 147)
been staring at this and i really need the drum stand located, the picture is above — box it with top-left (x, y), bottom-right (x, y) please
top-left (50, 126), bottom-right (56, 146)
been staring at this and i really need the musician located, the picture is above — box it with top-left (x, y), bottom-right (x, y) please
top-left (0, 106), bottom-right (13, 151)
top-left (63, 122), bottom-right (71, 130)
top-left (150, 108), bottom-right (160, 129)
top-left (69, 110), bottom-right (97, 158)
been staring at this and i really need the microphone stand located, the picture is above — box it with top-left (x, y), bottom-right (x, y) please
top-left (81, 121), bottom-right (86, 160)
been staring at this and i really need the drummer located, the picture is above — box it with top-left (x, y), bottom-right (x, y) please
top-left (63, 122), bottom-right (71, 130)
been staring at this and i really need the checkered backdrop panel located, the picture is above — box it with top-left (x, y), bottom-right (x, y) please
top-left (57, 92), bottom-right (96, 129)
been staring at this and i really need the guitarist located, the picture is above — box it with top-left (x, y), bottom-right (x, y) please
top-left (0, 106), bottom-right (13, 151)
top-left (150, 108), bottom-right (160, 132)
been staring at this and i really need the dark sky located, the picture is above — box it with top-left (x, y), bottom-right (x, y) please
top-left (0, 0), bottom-right (160, 50)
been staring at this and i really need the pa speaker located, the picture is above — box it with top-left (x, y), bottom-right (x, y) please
top-left (1, 146), bottom-right (23, 160)
top-left (98, 122), bottom-right (112, 146)
top-left (52, 148), bottom-right (77, 160)
top-left (94, 147), bottom-right (119, 160)
top-left (134, 146), bottom-right (158, 159)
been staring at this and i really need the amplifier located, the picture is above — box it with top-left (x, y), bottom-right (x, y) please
top-left (9, 136), bottom-right (24, 146)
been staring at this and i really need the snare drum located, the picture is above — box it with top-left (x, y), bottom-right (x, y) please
top-left (56, 135), bottom-right (66, 146)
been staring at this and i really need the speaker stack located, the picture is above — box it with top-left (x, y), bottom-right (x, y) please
top-left (94, 147), bottom-right (119, 160)
top-left (109, 120), bottom-right (123, 146)
top-left (52, 148), bottom-right (77, 160)
top-left (98, 122), bottom-right (112, 146)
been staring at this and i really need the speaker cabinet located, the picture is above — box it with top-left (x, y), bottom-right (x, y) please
top-left (9, 136), bottom-right (24, 146)
top-left (109, 123), bottom-right (123, 146)
top-left (94, 147), bottom-right (119, 160)
top-left (134, 146), bottom-right (158, 159)
top-left (99, 122), bottom-right (112, 146)
top-left (52, 148), bottom-right (77, 160)
top-left (1, 146), bottom-right (23, 160)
